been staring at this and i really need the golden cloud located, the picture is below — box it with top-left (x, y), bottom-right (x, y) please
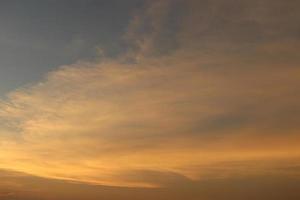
top-left (0, 0), bottom-right (300, 188)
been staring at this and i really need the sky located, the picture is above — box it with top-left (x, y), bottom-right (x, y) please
top-left (0, 0), bottom-right (142, 95)
top-left (0, 0), bottom-right (300, 199)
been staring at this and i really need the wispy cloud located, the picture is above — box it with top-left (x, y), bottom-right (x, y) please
top-left (0, 0), bottom-right (300, 188)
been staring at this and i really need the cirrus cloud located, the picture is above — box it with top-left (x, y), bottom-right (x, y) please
top-left (0, 0), bottom-right (300, 188)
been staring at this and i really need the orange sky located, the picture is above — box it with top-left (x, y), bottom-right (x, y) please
top-left (0, 0), bottom-right (300, 199)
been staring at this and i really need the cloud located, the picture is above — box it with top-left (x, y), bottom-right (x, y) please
top-left (0, 168), bottom-right (300, 200)
top-left (0, 0), bottom-right (300, 188)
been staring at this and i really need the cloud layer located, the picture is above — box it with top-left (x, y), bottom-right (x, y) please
top-left (0, 0), bottom-right (300, 188)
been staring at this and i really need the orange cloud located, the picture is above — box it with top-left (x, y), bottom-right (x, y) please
top-left (0, 0), bottom-right (300, 188)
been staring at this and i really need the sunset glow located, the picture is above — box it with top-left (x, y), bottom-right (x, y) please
top-left (0, 0), bottom-right (299, 199)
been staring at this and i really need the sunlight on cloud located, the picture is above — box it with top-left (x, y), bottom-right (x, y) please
top-left (0, 0), bottom-right (300, 188)
top-left (0, 56), bottom-right (299, 187)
